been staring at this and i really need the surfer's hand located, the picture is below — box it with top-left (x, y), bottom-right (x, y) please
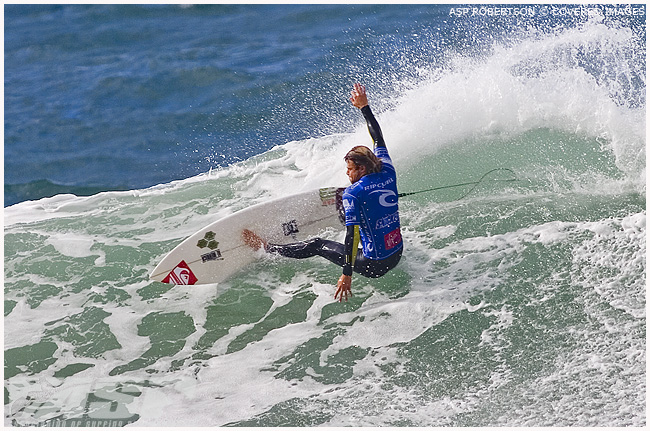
top-left (335, 274), bottom-right (352, 302)
top-left (350, 83), bottom-right (368, 109)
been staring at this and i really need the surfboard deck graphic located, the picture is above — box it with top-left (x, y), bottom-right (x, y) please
top-left (150, 187), bottom-right (345, 285)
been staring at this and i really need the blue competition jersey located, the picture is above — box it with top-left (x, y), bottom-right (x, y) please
top-left (342, 146), bottom-right (403, 260)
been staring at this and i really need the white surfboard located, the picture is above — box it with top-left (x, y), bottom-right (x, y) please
top-left (150, 187), bottom-right (346, 285)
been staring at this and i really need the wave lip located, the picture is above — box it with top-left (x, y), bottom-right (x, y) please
top-left (4, 179), bottom-right (130, 207)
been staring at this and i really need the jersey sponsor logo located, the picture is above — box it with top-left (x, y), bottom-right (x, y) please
top-left (370, 189), bottom-right (398, 207)
top-left (363, 177), bottom-right (394, 191)
top-left (162, 260), bottom-right (198, 285)
top-left (384, 228), bottom-right (402, 250)
top-left (343, 198), bottom-right (359, 223)
top-left (376, 210), bottom-right (400, 229)
top-left (365, 239), bottom-right (375, 254)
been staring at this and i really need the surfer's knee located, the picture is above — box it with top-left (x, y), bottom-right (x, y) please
top-left (306, 237), bottom-right (324, 250)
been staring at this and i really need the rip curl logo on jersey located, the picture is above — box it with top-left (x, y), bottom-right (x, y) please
top-left (369, 189), bottom-right (398, 207)
top-left (162, 260), bottom-right (198, 285)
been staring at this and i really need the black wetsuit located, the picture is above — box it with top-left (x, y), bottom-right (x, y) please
top-left (266, 105), bottom-right (403, 278)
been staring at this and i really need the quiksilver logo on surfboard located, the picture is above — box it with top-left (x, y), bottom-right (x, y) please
top-left (162, 260), bottom-right (198, 285)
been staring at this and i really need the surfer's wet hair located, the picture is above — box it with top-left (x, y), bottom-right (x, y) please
top-left (344, 146), bottom-right (382, 174)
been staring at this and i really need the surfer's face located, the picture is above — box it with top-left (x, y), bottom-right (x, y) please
top-left (346, 160), bottom-right (366, 184)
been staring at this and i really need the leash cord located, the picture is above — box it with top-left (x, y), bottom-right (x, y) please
top-left (398, 168), bottom-right (517, 200)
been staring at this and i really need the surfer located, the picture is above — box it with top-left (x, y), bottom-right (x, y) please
top-left (243, 83), bottom-right (402, 302)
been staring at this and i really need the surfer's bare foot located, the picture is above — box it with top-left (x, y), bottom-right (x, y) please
top-left (242, 229), bottom-right (267, 251)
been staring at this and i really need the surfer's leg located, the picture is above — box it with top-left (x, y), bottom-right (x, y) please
top-left (268, 239), bottom-right (402, 278)
top-left (268, 238), bottom-right (362, 270)
top-left (266, 238), bottom-right (345, 264)
top-left (244, 229), bottom-right (347, 266)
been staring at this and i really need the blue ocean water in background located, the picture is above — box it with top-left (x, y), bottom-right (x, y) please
top-left (4, 4), bottom-right (646, 427)
top-left (6, 3), bottom-right (470, 206)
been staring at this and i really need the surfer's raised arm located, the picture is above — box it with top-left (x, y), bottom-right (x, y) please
top-left (350, 83), bottom-right (386, 149)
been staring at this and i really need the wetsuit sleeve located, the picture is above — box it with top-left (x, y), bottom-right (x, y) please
top-left (361, 105), bottom-right (386, 149)
top-left (341, 225), bottom-right (360, 276)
